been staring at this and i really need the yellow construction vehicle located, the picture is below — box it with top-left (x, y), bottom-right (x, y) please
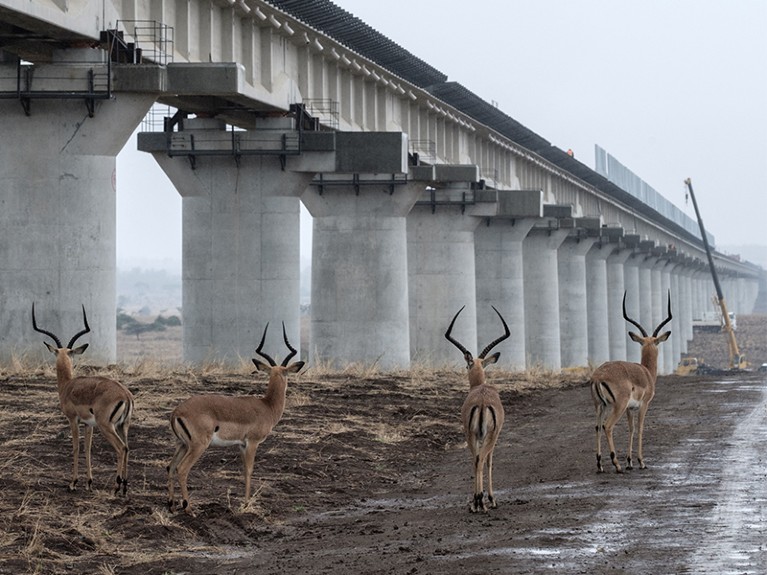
top-left (684, 178), bottom-right (747, 370)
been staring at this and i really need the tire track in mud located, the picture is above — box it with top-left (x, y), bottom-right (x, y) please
top-left (569, 376), bottom-right (767, 575)
top-left (689, 378), bottom-right (767, 574)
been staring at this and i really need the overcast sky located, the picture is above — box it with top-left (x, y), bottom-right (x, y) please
top-left (116, 0), bottom-right (767, 271)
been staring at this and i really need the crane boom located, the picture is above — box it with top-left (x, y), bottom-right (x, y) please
top-left (684, 178), bottom-right (745, 370)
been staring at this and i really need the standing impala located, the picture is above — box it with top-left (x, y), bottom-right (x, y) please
top-left (445, 305), bottom-right (510, 513)
top-left (167, 322), bottom-right (304, 513)
top-left (591, 291), bottom-right (672, 473)
top-left (32, 303), bottom-right (134, 495)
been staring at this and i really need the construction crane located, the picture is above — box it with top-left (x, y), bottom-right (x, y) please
top-left (684, 178), bottom-right (747, 370)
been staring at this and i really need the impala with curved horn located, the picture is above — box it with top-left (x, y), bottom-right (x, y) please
top-left (32, 303), bottom-right (134, 495)
top-left (445, 305), bottom-right (510, 513)
top-left (591, 291), bottom-right (672, 473)
top-left (167, 322), bottom-right (305, 513)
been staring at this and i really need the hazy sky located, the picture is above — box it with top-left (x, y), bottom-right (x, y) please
top-left (116, 0), bottom-right (767, 270)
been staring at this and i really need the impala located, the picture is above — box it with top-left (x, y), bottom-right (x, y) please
top-left (32, 303), bottom-right (134, 495)
top-left (167, 322), bottom-right (305, 513)
top-left (445, 305), bottom-right (510, 513)
top-left (591, 291), bottom-right (672, 473)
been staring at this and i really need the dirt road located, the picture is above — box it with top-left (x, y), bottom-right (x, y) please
top-left (2, 367), bottom-right (765, 574)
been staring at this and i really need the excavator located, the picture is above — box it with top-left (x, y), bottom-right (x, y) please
top-left (683, 178), bottom-right (747, 371)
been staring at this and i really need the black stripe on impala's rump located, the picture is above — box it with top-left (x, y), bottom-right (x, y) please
top-left (592, 381), bottom-right (607, 406)
top-left (176, 417), bottom-right (192, 442)
top-left (600, 382), bottom-right (616, 403)
top-left (109, 400), bottom-right (125, 423)
top-left (488, 405), bottom-right (498, 431)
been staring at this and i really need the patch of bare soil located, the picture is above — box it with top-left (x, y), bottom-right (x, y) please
top-left (0, 316), bottom-right (764, 574)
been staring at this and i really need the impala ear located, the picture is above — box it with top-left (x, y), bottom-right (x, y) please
top-left (628, 331), bottom-right (644, 344)
top-left (43, 342), bottom-right (57, 354)
top-left (252, 358), bottom-right (271, 372)
top-left (481, 352), bottom-right (500, 367)
top-left (286, 361), bottom-right (305, 373)
top-left (70, 343), bottom-right (88, 355)
top-left (655, 331), bottom-right (671, 343)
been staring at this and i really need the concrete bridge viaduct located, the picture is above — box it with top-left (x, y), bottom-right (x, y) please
top-left (0, 0), bottom-right (761, 372)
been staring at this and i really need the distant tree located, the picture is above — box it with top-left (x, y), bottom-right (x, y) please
top-left (155, 315), bottom-right (182, 327)
top-left (117, 313), bottom-right (139, 330)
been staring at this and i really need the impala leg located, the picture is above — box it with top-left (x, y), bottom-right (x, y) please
top-left (240, 440), bottom-right (260, 502)
top-left (97, 423), bottom-right (130, 496)
top-left (167, 442), bottom-right (188, 510)
top-left (625, 409), bottom-right (635, 471)
top-left (471, 452), bottom-right (487, 513)
top-left (115, 415), bottom-right (131, 496)
top-left (636, 404), bottom-right (650, 469)
top-left (594, 403), bottom-right (606, 473)
top-left (486, 449), bottom-right (498, 509)
top-left (69, 419), bottom-right (80, 492)
top-left (84, 425), bottom-right (94, 490)
top-left (175, 442), bottom-right (208, 513)
top-left (603, 405), bottom-right (626, 474)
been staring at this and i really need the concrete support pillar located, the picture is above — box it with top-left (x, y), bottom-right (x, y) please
top-left (606, 250), bottom-right (633, 361)
top-left (0, 57), bottom-right (157, 362)
top-left (557, 236), bottom-right (597, 368)
top-left (680, 269), bottom-right (693, 352)
top-left (693, 270), bottom-right (708, 319)
top-left (147, 126), bottom-right (314, 363)
top-left (638, 257), bottom-right (655, 337)
top-left (745, 278), bottom-right (760, 313)
top-left (475, 219), bottom-right (535, 370)
top-left (736, 277), bottom-right (748, 313)
top-left (623, 255), bottom-right (643, 363)
top-left (651, 260), bottom-right (664, 333)
top-left (144, 121), bottom-right (317, 364)
top-left (670, 268), bottom-right (682, 370)
top-left (408, 198), bottom-right (481, 365)
top-left (585, 243), bottom-right (615, 366)
top-left (522, 227), bottom-right (569, 370)
top-left (304, 179), bottom-right (422, 369)
top-left (660, 261), bottom-right (674, 374)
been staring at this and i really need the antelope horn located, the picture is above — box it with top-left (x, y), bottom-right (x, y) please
top-left (31, 303), bottom-right (63, 348)
top-left (254, 323), bottom-right (276, 366)
top-left (622, 291), bottom-right (647, 337)
top-left (478, 306), bottom-right (511, 359)
top-left (281, 322), bottom-right (297, 367)
top-left (67, 305), bottom-right (91, 349)
top-left (445, 306), bottom-right (471, 358)
top-left (652, 290), bottom-right (673, 337)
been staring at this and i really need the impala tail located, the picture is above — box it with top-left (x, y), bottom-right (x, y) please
top-left (467, 404), bottom-right (499, 449)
